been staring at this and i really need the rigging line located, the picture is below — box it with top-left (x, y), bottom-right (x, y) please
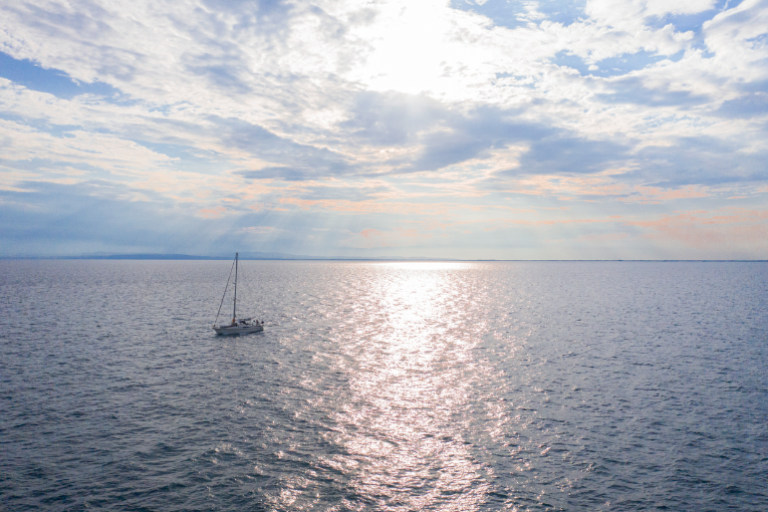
top-left (214, 256), bottom-right (237, 326)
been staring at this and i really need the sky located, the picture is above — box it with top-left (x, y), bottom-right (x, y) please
top-left (1, 0), bottom-right (767, 259)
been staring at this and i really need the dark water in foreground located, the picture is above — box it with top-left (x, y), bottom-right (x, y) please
top-left (1, 260), bottom-right (767, 511)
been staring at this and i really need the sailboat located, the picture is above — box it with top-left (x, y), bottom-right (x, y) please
top-left (213, 252), bottom-right (264, 335)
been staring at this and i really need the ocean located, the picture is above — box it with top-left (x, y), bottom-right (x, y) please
top-left (1, 260), bottom-right (766, 511)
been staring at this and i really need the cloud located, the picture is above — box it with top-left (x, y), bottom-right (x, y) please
top-left (199, 205), bottom-right (227, 218)
top-left (596, 76), bottom-right (710, 107)
top-left (340, 92), bottom-right (554, 174)
top-left (340, 91), bottom-right (447, 147)
top-left (217, 117), bottom-right (354, 179)
top-left (342, 226), bottom-right (433, 248)
top-left (716, 90), bottom-right (768, 118)
top-left (625, 207), bottom-right (768, 252)
top-left (237, 166), bottom-right (309, 181)
top-left (629, 138), bottom-right (768, 187)
top-left (622, 185), bottom-right (711, 203)
top-left (411, 107), bottom-right (553, 172)
top-left (0, 180), bottom-right (190, 255)
top-left (240, 225), bottom-right (282, 234)
top-left (577, 232), bottom-right (629, 242)
top-left (515, 136), bottom-right (628, 175)
top-left (0, 0), bottom-right (767, 258)
top-left (360, 228), bottom-right (382, 239)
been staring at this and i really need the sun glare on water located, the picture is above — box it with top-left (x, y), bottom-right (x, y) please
top-left (326, 261), bottom-right (496, 509)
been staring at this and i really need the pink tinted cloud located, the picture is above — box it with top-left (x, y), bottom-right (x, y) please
top-left (480, 217), bottom-right (613, 231)
top-left (198, 206), bottom-right (227, 218)
top-left (577, 232), bottom-right (629, 242)
top-left (510, 174), bottom-right (629, 198)
top-left (278, 197), bottom-right (531, 215)
top-left (359, 227), bottom-right (430, 239)
top-left (623, 185), bottom-right (711, 204)
top-left (625, 208), bottom-right (768, 250)
top-left (360, 228), bottom-right (382, 239)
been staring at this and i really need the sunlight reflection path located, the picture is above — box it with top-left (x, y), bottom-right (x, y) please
top-left (328, 262), bottom-right (498, 510)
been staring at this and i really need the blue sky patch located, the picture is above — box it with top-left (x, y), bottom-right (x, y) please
top-left (552, 50), bottom-right (684, 78)
top-left (0, 52), bottom-right (121, 99)
top-left (133, 141), bottom-right (226, 174)
top-left (449, 0), bottom-right (587, 29)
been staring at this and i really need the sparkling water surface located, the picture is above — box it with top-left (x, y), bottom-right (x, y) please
top-left (1, 260), bottom-right (767, 511)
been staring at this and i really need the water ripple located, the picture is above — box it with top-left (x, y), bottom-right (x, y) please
top-left (1, 260), bottom-right (766, 510)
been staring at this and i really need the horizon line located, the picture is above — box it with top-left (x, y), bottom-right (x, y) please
top-left (1, 254), bottom-right (766, 263)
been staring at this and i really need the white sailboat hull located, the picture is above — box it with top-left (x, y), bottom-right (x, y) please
top-left (213, 253), bottom-right (264, 336)
top-left (213, 324), bottom-right (264, 335)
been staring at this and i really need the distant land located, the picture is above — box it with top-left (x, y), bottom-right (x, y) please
top-left (8, 252), bottom-right (461, 261)
top-left (64, 252), bottom-right (319, 260)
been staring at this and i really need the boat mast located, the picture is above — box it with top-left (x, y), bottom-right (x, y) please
top-left (232, 252), bottom-right (238, 323)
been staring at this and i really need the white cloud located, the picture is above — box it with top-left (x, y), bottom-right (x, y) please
top-left (703, 0), bottom-right (768, 81)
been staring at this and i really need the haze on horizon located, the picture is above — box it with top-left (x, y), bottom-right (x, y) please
top-left (1, 0), bottom-right (767, 260)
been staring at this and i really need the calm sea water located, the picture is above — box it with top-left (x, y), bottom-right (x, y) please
top-left (1, 260), bottom-right (766, 511)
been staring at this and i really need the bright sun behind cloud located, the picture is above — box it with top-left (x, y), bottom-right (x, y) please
top-left (350, 0), bottom-right (454, 95)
